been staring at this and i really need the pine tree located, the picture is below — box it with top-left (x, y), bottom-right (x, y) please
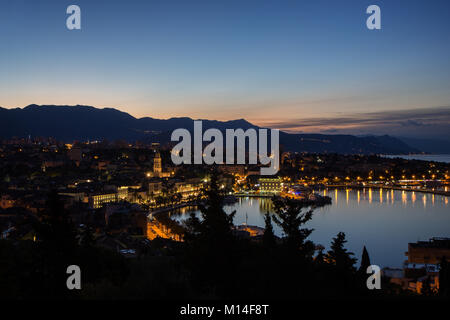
top-left (184, 169), bottom-right (237, 296)
top-left (185, 169), bottom-right (235, 245)
top-left (314, 244), bottom-right (326, 266)
top-left (262, 213), bottom-right (276, 249)
top-left (327, 232), bottom-right (357, 271)
top-left (268, 196), bottom-right (316, 298)
top-left (271, 196), bottom-right (314, 257)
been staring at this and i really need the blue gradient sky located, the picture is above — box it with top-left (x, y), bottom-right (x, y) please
top-left (1, 0), bottom-right (449, 137)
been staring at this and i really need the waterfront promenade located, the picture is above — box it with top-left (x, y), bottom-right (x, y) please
top-left (325, 184), bottom-right (450, 197)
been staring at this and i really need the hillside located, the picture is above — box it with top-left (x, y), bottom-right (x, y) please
top-left (0, 105), bottom-right (419, 154)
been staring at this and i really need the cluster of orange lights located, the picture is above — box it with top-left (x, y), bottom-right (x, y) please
top-left (295, 175), bottom-right (446, 182)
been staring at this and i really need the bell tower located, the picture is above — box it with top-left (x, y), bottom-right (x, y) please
top-left (153, 151), bottom-right (162, 174)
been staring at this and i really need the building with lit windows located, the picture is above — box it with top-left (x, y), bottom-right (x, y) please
top-left (174, 180), bottom-right (204, 199)
top-left (405, 237), bottom-right (450, 264)
top-left (258, 177), bottom-right (282, 193)
top-left (88, 192), bottom-right (118, 209)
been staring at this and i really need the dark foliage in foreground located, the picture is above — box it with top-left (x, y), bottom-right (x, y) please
top-left (0, 191), bottom-right (128, 299)
top-left (0, 174), bottom-right (428, 300)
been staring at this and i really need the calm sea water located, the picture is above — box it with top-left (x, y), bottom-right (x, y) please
top-left (382, 154), bottom-right (450, 163)
top-left (172, 189), bottom-right (450, 268)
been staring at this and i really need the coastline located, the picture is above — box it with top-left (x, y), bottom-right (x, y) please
top-left (325, 185), bottom-right (450, 197)
top-left (381, 154), bottom-right (450, 164)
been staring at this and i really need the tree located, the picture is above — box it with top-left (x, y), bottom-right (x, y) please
top-left (439, 257), bottom-right (450, 297)
top-left (79, 226), bottom-right (95, 248)
top-left (36, 191), bottom-right (77, 252)
top-left (262, 213), bottom-right (276, 249)
top-left (268, 196), bottom-right (317, 298)
top-left (314, 244), bottom-right (326, 266)
top-left (184, 169), bottom-right (237, 297)
top-left (185, 170), bottom-right (235, 245)
top-left (271, 196), bottom-right (314, 257)
top-left (327, 232), bottom-right (357, 271)
top-left (34, 191), bottom-right (78, 298)
top-left (359, 245), bottom-right (371, 273)
top-left (321, 232), bottom-right (360, 296)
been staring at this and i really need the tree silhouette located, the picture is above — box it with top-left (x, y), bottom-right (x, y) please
top-left (314, 244), bottom-right (326, 266)
top-left (184, 169), bottom-right (237, 297)
top-left (268, 196), bottom-right (317, 298)
top-left (79, 226), bottom-right (95, 248)
top-left (327, 232), bottom-right (357, 271)
top-left (34, 191), bottom-right (78, 298)
top-left (323, 232), bottom-right (359, 295)
top-left (359, 245), bottom-right (371, 273)
top-left (262, 213), bottom-right (276, 250)
top-left (439, 256), bottom-right (450, 297)
top-left (271, 196), bottom-right (314, 258)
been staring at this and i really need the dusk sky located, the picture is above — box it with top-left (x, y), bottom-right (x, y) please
top-left (1, 0), bottom-right (449, 138)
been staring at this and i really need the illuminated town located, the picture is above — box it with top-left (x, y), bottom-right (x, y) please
top-left (1, 136), bottom-right (449, 297)
top-left (1, 0), bottom-right (450, 305)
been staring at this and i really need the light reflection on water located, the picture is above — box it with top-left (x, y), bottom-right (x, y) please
top-left (173, 189), bottom-right (449, 268)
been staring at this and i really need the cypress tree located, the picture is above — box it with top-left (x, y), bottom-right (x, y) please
top-left (359, 245), bottom-right (371, 273)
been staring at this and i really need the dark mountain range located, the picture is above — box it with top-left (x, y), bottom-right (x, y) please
top-left (0, 105), bottom-right (419, 154)
top-left (397, 137), bottom-right (450, 154)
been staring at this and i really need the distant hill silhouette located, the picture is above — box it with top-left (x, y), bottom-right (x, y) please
top-left (0, 105), bottom-right (419, 154)
top-left (397, 136), bottom-right (450, 154)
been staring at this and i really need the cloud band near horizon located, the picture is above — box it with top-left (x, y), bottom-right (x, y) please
top-left (257, 106), bottom-right (450, 139)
